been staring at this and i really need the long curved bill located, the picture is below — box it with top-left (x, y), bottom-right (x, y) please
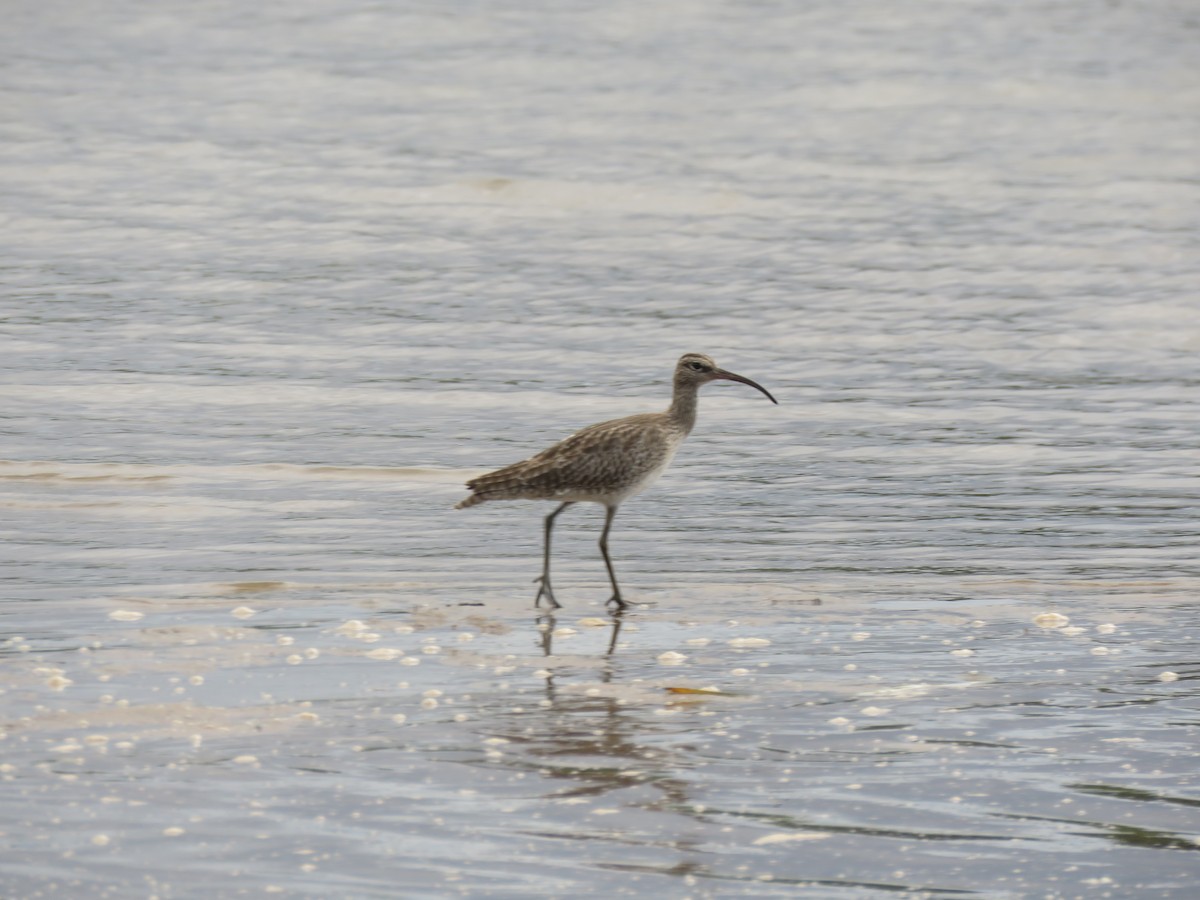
top-left (714, 368), bottom-right (778, 404)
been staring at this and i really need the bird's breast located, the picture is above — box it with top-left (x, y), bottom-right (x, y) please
top-left (617, 448), bottom-right (676, 500)
top-left (531, 414), bottom-right (688, 505)
top-left (600, 429), bottom-right (685, 504)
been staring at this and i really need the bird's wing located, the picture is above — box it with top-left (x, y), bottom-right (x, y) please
top-left (466, 413), bottom-right (664, 499)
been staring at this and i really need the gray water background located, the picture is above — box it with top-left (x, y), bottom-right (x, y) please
top-left (2, 1), bottom-right (1199, 897)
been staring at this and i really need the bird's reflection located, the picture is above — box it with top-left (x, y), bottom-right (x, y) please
top-left (536, 608), bottom-right (625, 664)
top-left (467, 605), bottom-right (698, 817)
top-left (535, 612), bottom-right (557, 658)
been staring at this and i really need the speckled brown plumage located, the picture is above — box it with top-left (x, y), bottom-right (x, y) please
top-left (455, 413), bottom-right (684, 508)
top-left (456, 353), bottom-right (777, 609)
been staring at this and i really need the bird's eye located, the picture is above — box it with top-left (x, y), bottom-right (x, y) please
top-left (688, 361), bottom-right (707, 372)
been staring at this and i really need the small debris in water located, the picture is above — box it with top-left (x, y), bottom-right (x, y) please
top-left (91, 834), bottom-right (111, 847)
top-left (365, 648), bottom-right (403, 660)
top-left (1090, 647), bottom-right (1112, 656)
top-left (577, 617), bottom-right (608, 627)
top-left (392, 713), bottom-right (408, 724)
top-left (1060, 626), bottom-right (1086, 636)
top-left (685, 637), bottom-right (712, 647)
top-left (1158, 671), bottom-right (1180, 682)
top-left (950, 649), bottom-right (975, 657)
top-left (231, 606), bottom-right (257, 619)
top-left (108, 610), bottom-right (144, 622)
top-left (1096, 623), bottom-right (1117, 634)
top-left (728, 637), bottom-right (771, 648)
top-left (658, 651), bottom-right (688, 665)
top-left (1034, 613), bottom-right (1069, 628)
top-left (665, 687), bottom-right (725, 696)
top-left (163, 827), bottom-right (185, 837)
top-left (552, 627), bottom-right (577, 638)
top-left (276, 635), bottom-right (294, 646)
top-left (851, 632), bottom-right (870, 641)
top-left (232, 755), bottom-right (258, 765)
top-left (860, 706), bottom-right (890, 717)
top-left (753, 833), bottom-right (830, 845)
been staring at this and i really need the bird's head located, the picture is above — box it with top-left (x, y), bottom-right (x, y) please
top-left (674, 353), bottom-right (777, 404)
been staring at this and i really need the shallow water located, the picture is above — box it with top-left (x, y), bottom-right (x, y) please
top-left (3, 0), bottom-right (1199, 897)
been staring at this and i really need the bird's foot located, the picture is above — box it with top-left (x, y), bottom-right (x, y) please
top-left (605, 592), bottom-right (628, 611)
top-left (533, 575), bottom-right (562, 610)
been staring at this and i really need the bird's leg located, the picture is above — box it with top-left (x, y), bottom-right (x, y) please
top-left (533, 501), bottom-right (572, 609)
top-left (599, 505), bottom-right (627, 610)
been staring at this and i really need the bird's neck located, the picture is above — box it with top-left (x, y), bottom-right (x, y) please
top-left (667, 379), bottom-right (699, 434)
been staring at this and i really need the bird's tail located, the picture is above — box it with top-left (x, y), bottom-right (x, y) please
top-left (454, 463), bottom-right (539, 509)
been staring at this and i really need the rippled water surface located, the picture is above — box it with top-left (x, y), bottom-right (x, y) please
top-left (4, 0), bottom-right (1199, 897)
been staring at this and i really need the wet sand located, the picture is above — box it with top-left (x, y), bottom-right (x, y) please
top-left (3, 465), bottom-right (1198, 897)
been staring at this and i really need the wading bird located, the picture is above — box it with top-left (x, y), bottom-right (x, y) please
top-left (455, 353), bottom-right (777, 609)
